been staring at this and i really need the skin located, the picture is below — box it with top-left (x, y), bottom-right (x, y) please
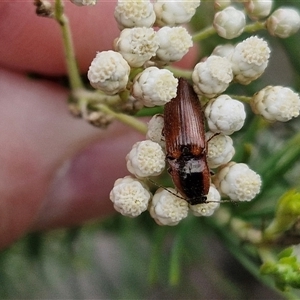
top-left (0, 1), bottom-right (196, 250)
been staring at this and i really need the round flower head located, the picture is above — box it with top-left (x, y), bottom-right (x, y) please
top-left (87, 50), bottom-right (130, 95)
top-left (154, 0), bottom-right (201, 27)
top-left (266, 7), bottom-right (300, 38)
top-left (114, 0), bottom-right (156, 29)
top-left (189, 185), bottom-right (221, 217)
top-left (126, 140), bottom-right (165, 178)
top-left (213, 162), bottom-right (262, 201)
top-left (132, 67), bottom-right (178, 107)
top-left (205, 95), bottom-right (246, 135)
top-left (110, 176), bottom-right (152, 217)
top-left (250, 86), bottom-right (300, 122)
top-left (244, 0), bottom-right (273, 21)
top-left (70, 0), bottom-right (97, 5)
top-left (229, 36), bottom-right (270, 85)
top-left (146, 114), bottom-right (165, 148)
top-left (192, 55), bottom-right (233, 98)
top-left (154, 26), bottom-right (193, 64)
top-left (149, 188), bottom-right (189, 226)
top-left (206, 131), bottom-right (235, 168)
top-left (213, 6), bottom-right (246, 39)
top-left (114, 27), bottom-right (159, 68)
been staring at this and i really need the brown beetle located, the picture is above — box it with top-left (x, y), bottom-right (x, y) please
top-left (164, 78), bottom-right (210, 205)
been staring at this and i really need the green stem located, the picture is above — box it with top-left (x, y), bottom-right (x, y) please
top-left (229, 94), bottom-right (252, 104)
top-left (96, 104), bottom-right (148, 134)
top-left (73, 89), bottom-right (121, 105)
top-left (54, 0), bottom-right (83, 90)
top-left (165, 66), bottom-right (193, 80)
top-left (192, 25), bottom-right (216, 42)
top-left (168, 219), bottom-right (193, 286)
top-left (214, 207), bottom-right (263, 244)
top-left (148, 227), bottom-right (168, 284)
top-left (257, 247), bottom-right (276, 264)
top-left (192, 20), bottom-right (265, 43)
top-left (243, 21), bottom-right (266, 34)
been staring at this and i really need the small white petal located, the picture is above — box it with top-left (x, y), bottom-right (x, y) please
top-left (110, 176), bottom-right (152, 217)
top-left (206, 132), bottom-right (235, 168)
top-left (229, 36), bottom-right (270, 85)
top-left (154, 0), bottom-right (201, 27)
top-left (132, 67), bottom-right (178, 107)
top-left (211, 44), bottom-right (235, 58)
top-left (192, 55), bottom-right (233, 98)
top-left (114, 0), bottom-right (156, 29)
top-left (189, 185), bottom-right (221, 217)
top-left (250, 86), bottom-right (300, 122)
top-left (87, 50), bottom-right (130, 95)
top-left (149, 188), bottom-right (189, 226)
top-left (213, 162), bottom-right (262, 201)
top-left (146, 114), bottom-right (165, 148)
top-left (126, 140), bottom-right (165, 178)
top-left (213, 6), bottom-right (246, 39)
top-left (205, 95), bottom-right (246, 135)
top-left (266, 7), bottom-right (300, 38)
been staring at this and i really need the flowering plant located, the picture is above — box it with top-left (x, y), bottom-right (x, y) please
top-left (6, 0), bottom-right (300, 297)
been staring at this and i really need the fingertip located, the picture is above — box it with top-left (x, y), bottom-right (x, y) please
top-left (0, 2), bottom-right (118, 75)
top-left (32, 126), bottom-right (144, 231)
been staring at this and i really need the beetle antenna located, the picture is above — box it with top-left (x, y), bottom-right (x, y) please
top-left (147, 178), bottom-right (187, 200)
top-left (147, 178), bottom-right (239, 205)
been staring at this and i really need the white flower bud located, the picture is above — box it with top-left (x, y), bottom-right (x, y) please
top-left (230, 36), bottom-right (270, 85)
top-left (70, 0), bottom-right (97, 5)
top-left (192, 56), bottom-right (233, 98)
top-left (205, 95), bottom-right (246, 135)
top-left (213, 162), bottom-right (262, 201)
top-left (146, 114), bottom-right (165, 148)
top-left (211, 44), bottom-right (234, 57)
top-left (250, 86), bottom-right (300, 122)
top-left (154, 0), bottom-right (201, 27)
top-left (114, 0), bottom-right (156, 29)
top-left (149, 188), bottom-right (189, 226)
top-left (88, 51), bottom-right (130, 95)
top-left (189, 185), bottom-right (221, 217)
top-left (155, 26), bottom-right (193, 63)
top-left (213, 6), bottom-right (246, 39)
top-left (244, 0), bottom-right (273, 21)
top-left (126, 140), bottom-right (165, 178)
top-left (206, 132), bottom-right (235, 168)
top-left (214, 0), bottom-right (231, 11)
top-left (132, 67), bottom-right (178, 107)
top-left (114, 27), bottom-right (159, 68)
top-left (110, 176), bottom-right (152, 217)
top-left (266, 7), bottom-right (300, 38)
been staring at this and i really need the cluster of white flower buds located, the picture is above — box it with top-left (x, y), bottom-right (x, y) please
top-left (212, 1), bottom-right (300, 40)
top-left (88, 0), bottom-right (197, 105)
top-left (84, 0), bottom-right (300, 225)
